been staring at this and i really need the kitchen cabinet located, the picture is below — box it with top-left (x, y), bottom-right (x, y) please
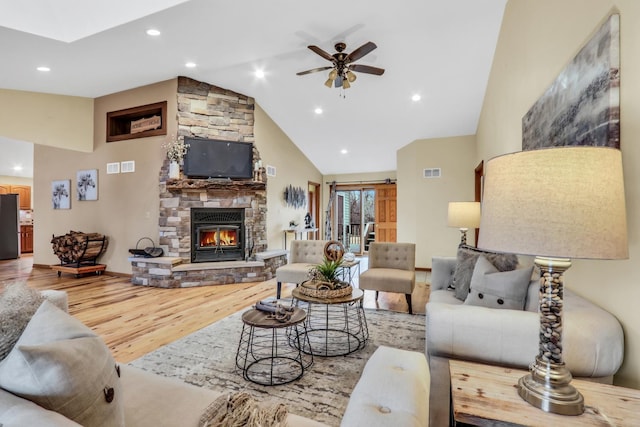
top-left (20, 225), bottom-right (33, 253)
top-left (0, 185), bottom-right (31, 209)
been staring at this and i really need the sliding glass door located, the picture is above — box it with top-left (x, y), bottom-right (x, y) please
top-left (334, 188), bottom-right (375, 255)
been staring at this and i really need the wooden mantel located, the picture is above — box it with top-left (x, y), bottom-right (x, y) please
top-left (165, 178), bottom-right (266, 192)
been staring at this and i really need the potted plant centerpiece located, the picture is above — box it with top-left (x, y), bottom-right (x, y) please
top-left (300, 241), bottom-right (352, 299)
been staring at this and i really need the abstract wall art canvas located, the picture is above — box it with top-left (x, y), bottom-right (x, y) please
top-left (522, 14), bottom-right (620, 151)
top-left (51, 180), bottom-right (71, 209)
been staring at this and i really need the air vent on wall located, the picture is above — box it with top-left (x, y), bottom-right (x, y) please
top-left (121, 161), bottom-right (135, 173)
top-left (423, 168), bottom-right (441, 178)
top-left (106, 163), bottom-right (120, 174)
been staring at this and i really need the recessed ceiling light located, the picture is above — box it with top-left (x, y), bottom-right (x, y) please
top-left (37, 66), bottom-right (50, 72)
top-left (185, 62), bottom-right (196, 68)
top-left (314, 108), bottom-right (323, 115)
top-left (13, 165), bottom-right (23, 171)
top-left (411, 94), bottom-right (422, 102)
top-left (341, 149), bottom-right (348, 154)
top-left (146, 29), bottom-right (161, 36)
top-left (254, 69), bottom-right (265, 79)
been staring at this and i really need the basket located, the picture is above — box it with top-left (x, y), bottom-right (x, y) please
top-left (129, 237), bottom-right (163, 258)
top-left (298, 280), bottom-right (352, 299)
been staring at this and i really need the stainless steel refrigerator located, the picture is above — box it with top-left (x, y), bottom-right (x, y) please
top-left (0, 194), bottom-right (20, 260)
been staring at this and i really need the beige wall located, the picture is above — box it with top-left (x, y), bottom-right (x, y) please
top-left (254, 105), bottom-right (323, 250)
top-left (397, 136), bottom-right (477, 268)
top-left (477, 0), bottom-right (639, 388)
top-left (0, 89), bottom-right (93, 151)
top-left (34, 79), bottom-right (177, 273)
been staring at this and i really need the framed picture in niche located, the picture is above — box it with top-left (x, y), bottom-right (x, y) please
top-left (51, 180), bottom-right (71, 209)
top-left (76, 169), bottom-right (98, 201)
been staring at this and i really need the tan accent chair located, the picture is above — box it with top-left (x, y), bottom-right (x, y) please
top-left (359, 242), bottom-right (416, 314)
top-left (275, 239), bottom-right (329, 299)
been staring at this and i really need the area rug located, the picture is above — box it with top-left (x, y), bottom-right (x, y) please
top-left (129, 305), bottom-right (426, 426)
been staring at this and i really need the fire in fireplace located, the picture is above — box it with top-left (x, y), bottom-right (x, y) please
top-left (198, 226), bottom-right (238, 248)
top-left (191, 208), bottom-right (245, 262)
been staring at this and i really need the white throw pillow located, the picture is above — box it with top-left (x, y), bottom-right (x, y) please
top-left (464, 255), bottom-right (533, 310)
top-left (0, 300), bottom-right (124, 427)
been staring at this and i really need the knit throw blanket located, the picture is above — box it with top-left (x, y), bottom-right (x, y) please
top-left (199, 392), bottom-right (288, 427)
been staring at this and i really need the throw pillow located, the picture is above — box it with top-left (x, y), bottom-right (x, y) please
top-left (451, 245), bottom-right (519, 301)
top-left (0, 281), bottom-right (44, 361)
top-left (0, 300), bottom-right (124, 427)
top-left (464, 255), bottom-right (533, 310)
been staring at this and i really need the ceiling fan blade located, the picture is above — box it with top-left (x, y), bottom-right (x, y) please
top-left (296, 66), bottom-right (333, 76)
top-left (345, 41), bottom-right (377, 63)
top-left (307, 45), bottom-right (335, 62)
top-left (350, 64), bottom-right (385, 76)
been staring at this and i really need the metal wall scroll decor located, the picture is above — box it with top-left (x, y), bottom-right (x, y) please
top-left (284, 185), bottom-right (306, 209)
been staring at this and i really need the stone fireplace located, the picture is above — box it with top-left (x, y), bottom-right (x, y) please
top-left (158, 178), bottom-right (267, 262)
top-left (129, 76), bottom-right (287, 288)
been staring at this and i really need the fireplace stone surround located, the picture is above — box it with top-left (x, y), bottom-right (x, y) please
top-left (129, 76), bottom-right (287, 288)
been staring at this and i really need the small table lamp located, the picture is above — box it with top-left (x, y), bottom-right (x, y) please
top-left (448, 201), bottom-right (481, 245)
top-left (478, 146), bottom-right (628, 415)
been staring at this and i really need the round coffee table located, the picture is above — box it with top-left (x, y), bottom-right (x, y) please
top-left (291, 287), bottom-right (369, 357)
top-left (235, 306), bottom-right (313, 386)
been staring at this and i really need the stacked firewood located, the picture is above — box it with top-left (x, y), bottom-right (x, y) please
top-left (50, 230), bottom-right (108, 266)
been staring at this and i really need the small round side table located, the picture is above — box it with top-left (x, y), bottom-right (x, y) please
top-left (235, 306), bottom-right (313, 386)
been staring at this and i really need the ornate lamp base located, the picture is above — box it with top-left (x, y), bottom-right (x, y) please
top-left (518, 356), bottom-right (584, 415)
top-left (518, 257), bottom-right (584, 416)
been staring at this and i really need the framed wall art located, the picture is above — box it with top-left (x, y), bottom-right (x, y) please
top-left (51, 179), bottom-right (71, 209)
top-left (76, 169), bottom-right (98, 201)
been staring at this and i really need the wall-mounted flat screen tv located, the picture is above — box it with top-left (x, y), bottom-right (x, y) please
top-left (183, 137), bottom-right (253, 179)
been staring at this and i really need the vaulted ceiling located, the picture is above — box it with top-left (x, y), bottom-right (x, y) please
top-left (0, 0), bottom-right (507, 177)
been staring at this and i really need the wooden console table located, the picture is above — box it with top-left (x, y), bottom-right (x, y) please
top-left (450, 360), bottom-right (640, 426)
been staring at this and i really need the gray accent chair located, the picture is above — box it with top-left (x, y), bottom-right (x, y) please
top-left (275, 239), bottom-right (329, 299)
top-left (359, 242), bottom-right (416, 314)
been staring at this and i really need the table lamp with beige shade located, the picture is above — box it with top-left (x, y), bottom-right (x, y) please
top-left (448, 201), bottom-right (481, 246)
top-left (477, 146), bottom-right (628, 415)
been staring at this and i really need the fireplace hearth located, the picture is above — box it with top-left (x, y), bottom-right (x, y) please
top-left (191, 208), bottom-right (245, 262)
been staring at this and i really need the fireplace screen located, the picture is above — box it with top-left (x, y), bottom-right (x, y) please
top-left (198, 226), bottom-right (239, 248)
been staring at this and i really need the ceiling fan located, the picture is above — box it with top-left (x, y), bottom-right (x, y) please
top-left (296, 41), bottom-right (385, 89)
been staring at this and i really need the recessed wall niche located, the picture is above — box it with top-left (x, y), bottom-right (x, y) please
top-left (106, 101), bottom-right (167, 142)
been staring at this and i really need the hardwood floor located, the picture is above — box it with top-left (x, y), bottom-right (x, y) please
top-left (1, 255), bottom-right (429, 363)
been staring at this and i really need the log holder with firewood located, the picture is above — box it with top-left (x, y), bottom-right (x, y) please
top-left (50, 231), bottom-right (108, 277)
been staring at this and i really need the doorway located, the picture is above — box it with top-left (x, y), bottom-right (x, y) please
top-left (308, 181), bottom-right (321, 240)
top-left (334, 188), bottom-right (375, 255)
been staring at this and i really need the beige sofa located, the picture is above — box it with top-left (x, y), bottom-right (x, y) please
top-left (426, 256), bottom-right (624, 427)
top-left (0, 289), bottom-right (327, 427)
top-left (275, 239), bottom-right (329, 298)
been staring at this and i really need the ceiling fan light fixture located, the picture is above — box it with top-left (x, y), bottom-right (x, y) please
top-left (342, 78), bottom-right (351, 89)
top-left (324, 78), bottom-right (334, 88)
top-left (346, 70), bottom-right (357, 83)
